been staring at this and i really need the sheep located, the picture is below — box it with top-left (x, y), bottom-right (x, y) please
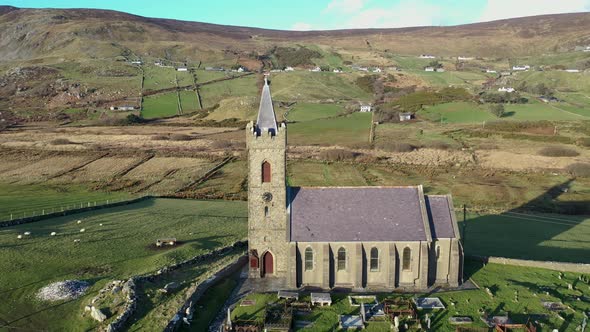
top-left (99, 223), bottom-right (103, 226)
top-left (17, 235), bottom-right (22, 239)
top-left (77, 220), bottom-right (82, 224)
top-left (50, 232), bottom-right (57, 236)
top-left (74, 239), bottom-right (81, 244)
top-left (23, 231), bottom-right (31, 236)
top-left (80, 228), bottom-right (85, 233)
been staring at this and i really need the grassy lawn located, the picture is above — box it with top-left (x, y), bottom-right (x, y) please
top-left (420, 102), bottom-right (495, 123)
top-left (0, 182), bottom-right (131, 222)
top-left (194, 69), bottom-right (228, 83)
top-left (412, 70), bottom-right (488, 87)
top-left (504, 102), bottom-right (589, 121)
top-left (288, 161), bottom-right (368, 187)
top-left (287, 103), bottom-right (345, 122)
top-left (180, 90), bottom-right (200, 112)
top-left (462, 212), bottom-right (590, 263)
top-left (143, 65), bottom-right (178, 91)
top-left (142, 92), bottom-right (179, 119)
top-left (234, 260), bottom-right (590, 331)
top-left (0, 198), bottom-right (247, 330)
top-left (270, 71), bottom-right (372, 102)
top-left (288, 112), bottom-right (372, 147)
top-left (176, 71), bottom-right (194, 86)
top-left (199, 76), bottom-right (258, 109)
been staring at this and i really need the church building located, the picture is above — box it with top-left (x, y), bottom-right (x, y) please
top-left (246, 76), bottom-right (463, 290)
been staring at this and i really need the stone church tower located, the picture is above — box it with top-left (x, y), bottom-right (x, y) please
top-left (246, 76), bottom-right (288, 280)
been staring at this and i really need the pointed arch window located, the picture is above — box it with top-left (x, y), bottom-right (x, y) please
top-left (264, 206), bottom-right (269, 217)
top-left (337, 247), bottom-right (346, 271)
top-left (436, 245), bottom-right (441, 260)
top-left (402, 247), bottom-right (412, 271)
top-left (305, 247), bottom-right (314, 271)
top-left (370, 247), bottom-right (379, 272)
top-left (262, 161), bottom-right (271, 183)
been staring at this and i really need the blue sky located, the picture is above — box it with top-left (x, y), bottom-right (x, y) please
top-left (5, 0), bottom-right (590, 30)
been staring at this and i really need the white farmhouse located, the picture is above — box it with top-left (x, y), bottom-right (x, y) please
top-left (425, 67), bottom-right (435, 72)
top-left (372, 68), bottom-right (382, 73)
top-left (512, 65), bottom-right (530, 71)
top-left (310, 66), bottom-right (321, 72)
top-left (458, 56), bottom-right (474, 61)
top-left (333, 68), bottom-right (343, 73)
top-left (498, 87), bottom-right (515, 93)
top-left (565, 69), bottom-right (580, 73)
top-left (177, 67), bottom-right (188, 72)
top-left (419, 54), bottom-right (436, 59)
top-left (486, 69), bottom-right (497, 73)
top-left (359, 104), bottom-right (372, 112)
top-left (284, 66), bottom-right (294, 72)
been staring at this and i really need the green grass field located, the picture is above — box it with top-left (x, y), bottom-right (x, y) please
top-left (515, 70), bottom-right (590, 94)
top-left (420, 102), bottom-right (495, 123)
top-left (176, 71), bottom-right (194, 87)
top-left (0, 182), bottom-right (131, 222)
top-left (288, 112), bottom-right (372, 146)
top-left (412, 70), bottom-right (489, 88)
top-left (199, 76), bottom-right (258, 109)
top-left (142, 92), bottom-right (179, 118)
top-left (143, 65), bottom-right (178, 91)
top-left (194, 69), bottom-right (228, 83)
top-left (179, 90), bottom-right (200, 112)
top-left (270, 71), bottom-right (372, 102)
top-left (234, 260), bottom-right (590, 331)
top-left (0, 198), bottom-right (247, 330)
top-left (287, 103), bottom-right (345, 122)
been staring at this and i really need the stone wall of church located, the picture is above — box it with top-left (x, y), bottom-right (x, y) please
top-left (246, 123), bottom-right (289, 279)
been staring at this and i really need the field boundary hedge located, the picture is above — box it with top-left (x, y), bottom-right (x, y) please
top-left (468, 255), bottom-right (590, 273)
top-left (0, 196), bottom-right (152, 228)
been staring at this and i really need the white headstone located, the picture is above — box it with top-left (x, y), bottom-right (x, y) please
top-left (394, 316), bottom-right (399, 328)
top-left (227, 307), bottom-right (232, 326)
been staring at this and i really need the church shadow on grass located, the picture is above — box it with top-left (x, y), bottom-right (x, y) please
top-left (462, 178), bottom-right (590, 265)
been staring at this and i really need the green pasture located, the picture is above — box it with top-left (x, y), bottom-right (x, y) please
top-left (234, 260), bottom-right (590, 331)
top-left (176, 71), bottom-right (194, 87)
top-left (271, 71), bottom-right (371, 102)
top-left (0, 182), bottom-right (131, 222)
top-left (0, 198), bottom-right (247, 330)
top-left (143, 65), bottom-right (178, 91)
top-left (420, 102), bottom-right (495, 123)
top-left (194, 69), bottom-right (229, 83)
top-left (388, 55), bottom-right (434, 70)
top-left (142, 92), bottom-right (179, 119)
top-left (199, 76), bottom-right (258, 109)
top-left (287, 112), bottom-right (372, 146)
top-left (287, 103), bottom-right (345, 122)
top-left (179, 90), bottom-right (200, 112)
top-left (51, 60), bottom-right (141, 95)
top-left (515, 70), bottom-right (590, 93)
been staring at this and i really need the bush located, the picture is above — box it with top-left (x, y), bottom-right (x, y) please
top-left (377, 142), bottom-right (416, 153)
top-left (566, 163), bottom-right (590, 177)
top-left (538, 146), bottom-right (580, 157)
top-left (151, 135), bottom-right (169, 140)
top-left (272, 46), bottom-right (322, 68)
top-left (319, 149), bottom-right (359, 161)
top-left (50, 138), bottom-right (73, 145)
top-left (484, 120), bottom-right (553, 132)
top-left (489, 104), bottom-right (505, 117)
top-left (169, 134), bottom-right (192, 141)
top-left (576, 137), bottom-right (590, 147)
top-left (355, 75), bottom-right (379, 94)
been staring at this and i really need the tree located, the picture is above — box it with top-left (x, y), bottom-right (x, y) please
top-left (489, 104), bottom-right (505, 117)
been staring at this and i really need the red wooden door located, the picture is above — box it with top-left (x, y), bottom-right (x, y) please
top-left (263, 251), bottom-right (274, 276)
top-left (262, 162), bottom-right (271, 183)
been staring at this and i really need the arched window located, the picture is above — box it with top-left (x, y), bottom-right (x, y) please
top-left (436, 245), bottom-right (441, 260)
top-left (370, 247), bottom-right (379, 272)
top-left (337, 247), bottom-right (346, 271)
top-left (305, 247), bottom-right (314, 271)
top-left (264, 206), bottom-right (269, 217)
top-left (402, 247), bottom-right (411, 270)
top-left (262, 161), bottom-right (271, 183)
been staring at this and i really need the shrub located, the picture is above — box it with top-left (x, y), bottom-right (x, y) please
top-left (355, 75), bottom-right (379, 94)
top-left (484, 120), bottom-right (553, 132)
top-left (566, 163), bottom-right (590, 177)
top-left (50, 138), bottom-right (73, 145)
top-left (576, 137), bottom-right (590, 147)
top-left (538, 146), bottom-right (579, 157)
top-left (169, 134), bottom-right (192, 141)
top-left (151, 135), bottom-right (169, 140)
top-left (489, 104), bottom-right (505, 117)
top-left (272, 46), bottom-right (322, 68)
top-left (377, 142), bottom-right (416, 153)
top-left (319, 149), bottom-right (359, 161)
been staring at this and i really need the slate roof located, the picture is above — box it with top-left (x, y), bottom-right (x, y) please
top-left (425, 195), bottom-right (457, 239)
top-left (256, 77), bottom-right (278, 134)
top-left (289, 187), bottom-right (430, 242)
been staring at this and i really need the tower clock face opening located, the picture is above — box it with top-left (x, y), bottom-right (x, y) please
top-left (262, 192), bottom-right (273, 202)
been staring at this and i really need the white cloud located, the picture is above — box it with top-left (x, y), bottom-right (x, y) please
top-left (479, 0), bottom-right (590, 22)
top-left (344, 0), bottom-right (443, 29)
top-left (325, 0), bottom-right (367, 13)
top-left (291, 22), bottom-right (313, 31)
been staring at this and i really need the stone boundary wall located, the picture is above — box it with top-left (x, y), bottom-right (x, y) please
top-left (163, 255), bottom-right (248, 331)
top-left (106, 241), bottom-right (247, 332)
top-left (0, 196), bottom-right (152, 228)
top-left (468, 255), bottom-right (590, 274)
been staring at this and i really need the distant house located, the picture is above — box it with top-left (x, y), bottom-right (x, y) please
top-left (205, 67), bottom-right (225, 71)
top-left (399, 112), bottom-right (413, 121)
top-left (352, 65), bottom-right (369, 72)
top-left (284, 66), bottom-right (295, 72)
top-left (500, 71), bottom-right (512, 76)
top-left (486, 69), bottom-right (497, 73)
top-left (425, 67), bottom-right (435, 72)
top-left (539, 96), bottom-right (560, 103)
top-left (270, 69), bottom-right (282, 73)
top-left (458, 56), bottom-right (473, 61)
top-left (177, 67), bottom-right (188, 72)
top-left (498, 87), bottom-right (515, 93)
top-left (110, 106), bottom-right (136, 111)
top-left (584, 47), bottom-right (590, 52)
top-left (154, 61), bottom-right (163, 67)
top-left (419, 54), bottom-right (436, 59)
top-left (130, 61), bottom-right (142, 65)
top-left (359, 104), bottom-right (372, 112)
top-left (372, 67), bottom-right (382, 73)
top-left (310, 66), bottom-right (321, 72)
top-left (388, 66), bottom-right (399, 71)
top-left (436, 68), bottom-right (445, 72)
top-left (333, 68), bottom-right (343, 73)
top-left (512, 65), bottom-right (530, 71)
top-left (565, 69), bottom-right (580, 73)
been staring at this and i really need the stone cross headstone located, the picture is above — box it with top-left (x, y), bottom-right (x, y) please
top-left (227, 307), bottom-right (232, 327)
